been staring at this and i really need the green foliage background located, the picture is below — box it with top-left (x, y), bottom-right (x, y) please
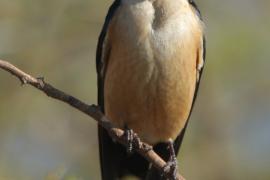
top-left (0, 0), bottom-right (269, 179)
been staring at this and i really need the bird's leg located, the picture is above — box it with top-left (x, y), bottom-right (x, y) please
top-left (124, 125), bottom-right (134, 154)
top-left (162, 139), bottom-right (178, 180)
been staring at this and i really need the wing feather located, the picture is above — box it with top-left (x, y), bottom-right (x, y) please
top-left (96, 1), bottom-right (122, 180)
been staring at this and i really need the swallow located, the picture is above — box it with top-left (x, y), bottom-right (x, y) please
top-left (96, 0), bottom-right (206, 179)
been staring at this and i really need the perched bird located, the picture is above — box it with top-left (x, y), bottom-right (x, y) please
top-left (96, 0), bottom-right (205, 179)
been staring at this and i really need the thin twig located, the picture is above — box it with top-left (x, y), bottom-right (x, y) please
top-left (0, 59), bottom-right (185, 180)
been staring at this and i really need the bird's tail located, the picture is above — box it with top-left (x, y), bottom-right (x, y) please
top-left (98, 125), bottom-right (149, 180)
top-left (98, 125), bottom-right (185, 180)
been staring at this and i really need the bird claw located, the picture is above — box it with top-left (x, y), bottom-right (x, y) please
top-left (124, 126), bottom-right (134, 154)
top-left (162, 140), bottom-right (178, 180)
top-left (163, 160), bottom-right (177, 180)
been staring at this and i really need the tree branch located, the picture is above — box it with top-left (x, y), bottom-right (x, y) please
top-left (0, 59), bottom-right (185, 180)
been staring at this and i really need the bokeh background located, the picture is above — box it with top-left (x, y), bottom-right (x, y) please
top-left (0, 0), bottom-right (269, 179)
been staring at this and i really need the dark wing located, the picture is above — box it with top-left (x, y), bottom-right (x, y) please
top-left (96, 0), bottom-right (121, 112)
top-left (97, 1), bottom-right (149, 179)
top-left (96, 1), bottom-right (121, 179)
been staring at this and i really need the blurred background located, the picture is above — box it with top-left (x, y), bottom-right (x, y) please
top-left (0, 0), bottom-right (269, 179)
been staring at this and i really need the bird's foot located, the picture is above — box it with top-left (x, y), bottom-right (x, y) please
top-left (124, 126), bottom-right (135, 154)
top-left (162, 140), bottom-right (178, 180)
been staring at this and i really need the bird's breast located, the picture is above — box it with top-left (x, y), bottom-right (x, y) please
top-left (104, 0), bottom-right (202, 144)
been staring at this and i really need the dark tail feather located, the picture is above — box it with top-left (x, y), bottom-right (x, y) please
top-left (98, 125), bottom-right (149, 180)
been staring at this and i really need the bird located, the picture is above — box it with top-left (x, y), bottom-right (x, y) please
top-left (96, 0), bottom-right (206, 179)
